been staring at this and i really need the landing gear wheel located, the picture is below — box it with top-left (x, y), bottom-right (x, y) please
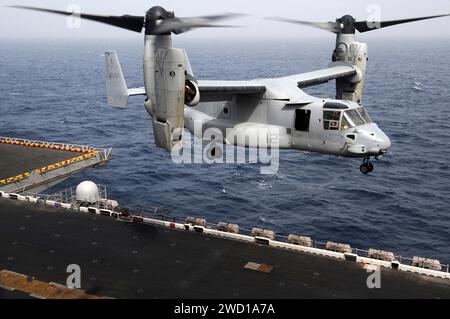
top-left (360, 164), bottom-right (370, 174)
top-left (360, 158), bottom-right (374, 174)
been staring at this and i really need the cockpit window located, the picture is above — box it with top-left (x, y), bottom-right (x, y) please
top-left (323, 110), bottom-right (341, 131)
top-left (344, 109), bottom-right (365, 127)
top-left (356, 107), bottom-right (372, 123)
top-left (323, 106), bottom-right (371, 131)
top-left (341, 116), bottom-right (350, 130)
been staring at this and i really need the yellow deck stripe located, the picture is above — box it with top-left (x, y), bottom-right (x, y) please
top-left (0, 269), bottom-right (111, 299)
top-left (0, 152), bottom-right (98, 186)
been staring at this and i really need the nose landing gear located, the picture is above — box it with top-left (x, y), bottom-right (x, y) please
top-left (360, 157), bottom-right (374, 174)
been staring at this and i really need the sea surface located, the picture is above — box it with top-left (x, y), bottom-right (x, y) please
top-left (1, 38), bottom-right (449, 263)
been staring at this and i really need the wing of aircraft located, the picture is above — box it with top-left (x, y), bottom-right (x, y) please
top-left (124, 80), bottom-right (267, 103)
top-left (195, 63), bottom-right (358, 102)
top-left (283, 62), bottom-right (358, 88)
top-left (197, 80), bottom-right (266, 102)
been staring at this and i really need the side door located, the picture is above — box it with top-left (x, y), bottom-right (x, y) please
top-left (310, 109), bottom-right (345, 154)
top-left (292, 109), bottom-right (311, 151)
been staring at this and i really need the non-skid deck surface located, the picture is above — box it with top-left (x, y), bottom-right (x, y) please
top-left (0, 144), bottom-right (78, 180)
top-left (0, 199), bottom-right (449, 299)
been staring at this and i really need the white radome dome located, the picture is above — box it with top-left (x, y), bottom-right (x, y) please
top-left (76, 181), bottom-right (100, 202)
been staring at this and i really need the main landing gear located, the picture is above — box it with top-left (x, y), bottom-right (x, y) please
top-left (360, 157), bottom-right (374, 174)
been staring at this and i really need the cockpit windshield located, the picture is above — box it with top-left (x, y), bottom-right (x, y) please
top-left (356, 107), bottom-right (372, 124)
top-left (344, 109), bottom-right (365, 127)
top-left (323, 106), bottom-right (373, 131)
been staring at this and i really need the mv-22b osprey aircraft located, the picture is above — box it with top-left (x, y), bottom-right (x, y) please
top-left (11, 6), bottom-right (450, 174)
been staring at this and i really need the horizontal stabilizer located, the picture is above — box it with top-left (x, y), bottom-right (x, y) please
top-left (128, 87), bottom-right (146, 96)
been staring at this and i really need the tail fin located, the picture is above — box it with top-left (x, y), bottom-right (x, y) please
top-left (105, 51), bottom-right (145, 108)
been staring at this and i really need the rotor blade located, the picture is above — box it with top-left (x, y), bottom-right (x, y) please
top-left (8, 5), bottom-right (145, 33)
top-left (155, 13), bottom-right (245, 34)
top-left (180, 13), bottom-right (247, 23)
top-left (156, 21), bottom-right (238, 34)
top-left (355, 14), bottom-right (450, 33)
top-left (266, 17), bottom-right (341, 33)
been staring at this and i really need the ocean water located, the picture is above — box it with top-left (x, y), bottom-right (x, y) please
top-left (1, 38), bottom-right (449, 263)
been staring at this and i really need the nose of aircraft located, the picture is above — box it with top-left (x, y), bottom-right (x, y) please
top-left (377, 130), bottom-right (392, 153)
top-left (355, 124), bottom-right (392, 155)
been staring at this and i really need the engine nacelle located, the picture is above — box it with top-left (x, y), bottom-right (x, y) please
top-left (336, 41), bottom-right (367, 105)
top-left (152, 47), bottom-right (186, 151)
top-left (184, 75), bottom-right (200, 107)
top-left (333, 34), bottom-right (368, 105)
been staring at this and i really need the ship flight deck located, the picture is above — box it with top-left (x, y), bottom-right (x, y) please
top-left (0, 136), bottom-right (112, 194)
top-left (0, 136), bottom-right (449, 299)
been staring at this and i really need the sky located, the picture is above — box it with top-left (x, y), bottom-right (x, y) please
top-left (1, 0), bottom-right (450, 40)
